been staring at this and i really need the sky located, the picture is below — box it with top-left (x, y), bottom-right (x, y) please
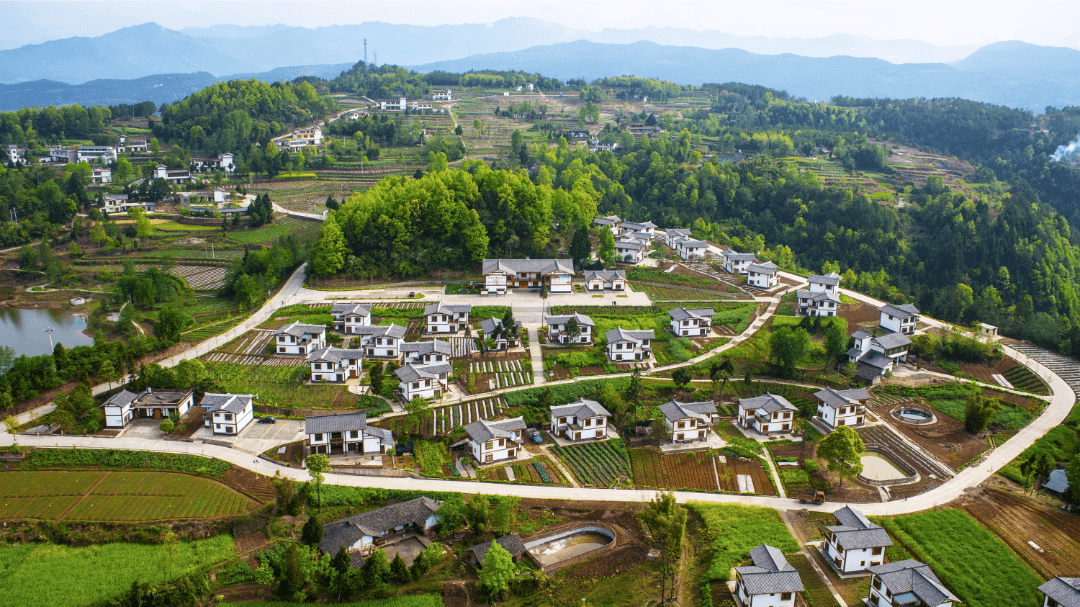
top-left (3, 0), bottom-right (1080, 51)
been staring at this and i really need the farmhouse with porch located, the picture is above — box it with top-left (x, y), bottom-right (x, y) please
top-left (305, 412), bottom-right (394, 455)
top-left (395, 362), bottom-right (451, 401)
top-left (605, 328), bottom-right (653, 362)
top-left (354, 324), bottom-right (407, 358)
top-left (660, 400), bottom-right (718, 443)
top-left (319, 496), bottom-right (440, 558)
top-left (747, 261), bottom-right (780, 288)
top-left (549, 398), bottom-right (612, 441)
top-left (101, 388), bottom-right (194, 428)
top-left (582, 269), bottom-right (626, 291)
top-left (545, 313), bottom-right (595, 345)
top-left (274, 321), bottom-right (327, 356)
top-left (821, 506), bottom-right (892, 575)
top-left (668, 307), bottom-right (714, 337)
top-left (331, 303), bottom-right (372, 334)
top-left (879, 303), bottom-right (921, 335)
top-left (423, 302), bottom-right (471, 334)
top-left (308, 347), bottom-right (364, 383)
top-left (200, 393), bottom-right (255, 435)
top-left (814, 387), bottom-right (870, 429)
top-left (734, 544), bottom-right (804, 607)
top-left (464, 417), bottom-right (526, 464)
top-left (737, 393), bottom-right (797, 434)
top-left (401, 340), bottom-right (452, 366)
top-left (866, 561), bottom-right (959, 607)
top-left (722, 249), bottom-right (757, 274)
top-left (481, 259), bottom-right (574, 294)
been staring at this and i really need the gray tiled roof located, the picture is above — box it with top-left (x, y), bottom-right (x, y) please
top-left (200, 393), bottom-right (254, 414)
top-left (868, 560), bottom-right (958, 606)
top-left (605, 327), bottom-right (654, 343)
top-left (480, 317), bottom-right (522, 335)
top-left (319, 497), bottom-right (442, 554)
top-left (1038, 577), bottom-right (1080, 607)
top-left (469, 534), bottom-right (527, 563)
top-left (879, 303), bottom-right (920, 319)
top-left (308, 347), bottom-right (365, 363)
top-left (808, 272), bottom-right (842, 286)
top-left (735, 544), bottom-right (804, 595)
top-left (305, 412), bottom-right (369, 434)
top-left (814, 387), bottom-right (871, 409)
top-left (747, 261), bottom-right (779, 275)
top-left (669, 307), bottom-right (716, 321)
top-left (874, 332), bottom-right (912, 349)
top-left (826, 507), bottom-right (892, 551)
top-left (464, 416), bottom-right (526, 443)
top-left (797, 289), bottom-right (841, 303)
top-left (133, 388), bottom-right (193, 407)
top-left (276, 321), bottom-right (326, 338)
top-left (860, 351), bottom-right (896, 369)
top-left (621, 221), bottom-right (656, 231)
top-left (722, 249), bottom-right (757, 261)
top-left (1045, 468), bottom-right (1070, 493)
top-left (659, 400), bottom-right (717, 423)
top-left (399, 340), bottom-right (453, 355)
top-left (331, 303), bottom-right (371, 317)
top-left (582, 270), bottom-right (626, 282)
top-left (395, 362), bottom-right (452, 382)
top-left (354, 323), bottom-right (407, 339)
top-left (102, 389), bottom-right (137, 408)
top-left (481, 258), bottom-right (574, 275)
top-left (550, 398), bottom-right (612, 420)
top-left (856, 361), bottom-right (886, 381)
top-left (423, 302), bottom-right (472, 316)
top-left (677, 238), bottom-right (707, 248)
top-left (852, 328), bottom-right (874, 340)
top-left (666, 228), bottom-right (692, 239)
top-left (593, 215), bottom-right (621, 226)
top-left (738, 393), bottom-right (797, 414)
top-left (544, 313), bottom-right (595, 327)
top-left (615, 240), bottom-right (646, 251)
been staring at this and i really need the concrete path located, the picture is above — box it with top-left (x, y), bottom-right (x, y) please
top-left (526, 326), bottom-right (545, 384)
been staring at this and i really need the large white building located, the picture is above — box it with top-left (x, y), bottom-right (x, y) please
top-left (549, 398), bottom-right (611, 441)
top-left (737, 393), bottom-right (797, 434)
top-left (464, 417), bottom-right (526, 464)
top-left (331, 303), bottom-right (372, 334)
top-left (605, 328), bottom-right (653, 362)
top-left (659, 400), bottom-right (717, 443)
top-left (722, 249), bottom-right (757, 274)
top-left (796, 290), bottom-right (841, 317)
top-left (746, 261), bottom-right (780, 288)
top-left (673, 237), bottom-right (708, 260)
top-left (668, 307), bottom-right (714, 337)
top-left (401, 340), bottom-right (452, 366)
top-left (620, 220), bottom-right (656, 239)
top-left (308, 347), bottom-right (364, 383)
top-left (77, 145), bottom-right (119, 163)
top-left (396, 363), bottom-right (451, 401)
top-left (423, 303), bottom-right (471, 334)
top-left (200, 393), bottom-right (255, 435)
top-left (274, 321), bottom-right (327, 356)
top-left (822, 506), bottom-right (892, 575)
top-left (482, 259), bottom-right (574, 294)
top-left (734, 544), bottom-right (804, 607)
top-left (432, 90), bottom-right (453, 101)
top-left (814, 387), bottom-right (870, 429)
top-left (306, 411), bottom-right (394, 455)
top-left (615, 237), bottom-right (648, 263)
top-left (354, 324), bottom-right (407, 358)
top-left (545, 313), bottom-right (595, 345)
top-left (879, 304), bottom-right (921, 335)
top-left (100, 388), bottom-right (194, 428)
top-left (866, 561), bottom-right (958, 607)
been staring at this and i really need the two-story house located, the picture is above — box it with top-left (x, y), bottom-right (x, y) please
top-left (593, 215), bottom-right (622, 235)
top-left (482, 259), bottom-right (575, 294)
top-left (549, 398), bottom-right (612, 441)
top-left (847, 329), bottom-right (912, 384)
top-left (464, 417), bottom-right (526, 464)
top-left (605, 328), bottom-right (654, 362)
top-left (796, 289), bottom-right (841, 317)
top-left (100, 388), bottom-right (194, 427)
top-left (1038, 577), bottom-right (1080, 607)
top-left (582, 269), bottom-right (626, 291)
top-left (615, 237), bottom-right (648, 263)
top-left (734, 544), bottom-right (804, 607)
top-left (423, 303), bottom-right (471, 334)
top-left (331, 303), bottom-right (372, 334)
top-left (674, 238), bottom-right (708, 260)
top-left (480, 317), bottom-right (522, 350)
top-left (821, 506), bottom-right (892, 575)
top-left (306, 411), bottom-right (394, 455)
top-left (200, 393), bottom-right (255, 435)
top-left (354, 324), bottom-right (407, 358)
top-left (275, 321), bottom-right (327, 356)
top-left (747, 261), bottom-right (780, 288)
top-left (722, 249), bottom-right (758, 274)
top-left (665, 228), bottom-right (692, 248)
top-left (814, 387), bottom-right (871, 429)
top-left (401, 340), bottom-right (452, 366)
top-left (396, 363), bottom-right (452, 401)
top-left (620, 220), bottom-right (656, 239)
top-left (738, 393), bottom-right (797, 434)
top-left (866, 561), bottom-right (958, 607)
top-left (319, 497), bottom-right (439, 557)
top-left (544, 313), bottom-right (595, 345)
top-left (308, 347), bottom-right (364, 383)
top-left (879, 304), bottom-right (921, 335)
top-left (660, 400), bottom-right (718, 443)
top-left (668, 307), bottom-right (715, 337)
top-left (808, 272), bottom-right (842, 294)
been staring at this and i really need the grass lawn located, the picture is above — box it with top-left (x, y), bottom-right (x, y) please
top-left (151, 221), bottom-right (222, 232)
top-left (0, 535), bottom-right (235, 607)
top-left (687, 502), bottom-right (800, 582)
top-left (881, 509), bottom-right (1043, 607)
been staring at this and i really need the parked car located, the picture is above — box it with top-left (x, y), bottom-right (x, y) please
top-left (529, 429), bottom-right (543, 443)
top-left (258, 416), bottom-right (277, 424)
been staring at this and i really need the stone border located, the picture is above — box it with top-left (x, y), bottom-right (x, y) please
top-left (888, 405), bottom-right (937, 425)
top-left (857, 442), bottom-right (920, 487)
top-left (522, 522), bottom-right (618, 573)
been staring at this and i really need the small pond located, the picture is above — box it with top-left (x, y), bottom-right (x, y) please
top-left (860, 453), bottom-right (909, 481)
top-left (525, 527), bottom-right (614, 567)
top-left (0, 308), bottom-right (94, 357)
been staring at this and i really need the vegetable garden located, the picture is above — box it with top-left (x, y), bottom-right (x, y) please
top-left (549, 440), bottom-right (631, 487)
top-left (202, 361), bottom-right (361, 411)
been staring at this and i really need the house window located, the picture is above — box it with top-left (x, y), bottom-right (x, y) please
top-left (781, 593), bottom-right (792, 601)
top-left (871, 577), bottom-right (881, 591)
top-left (871, 547), bottom-right (882, 555)
top-left (314, 434), bottom-right (324, 442)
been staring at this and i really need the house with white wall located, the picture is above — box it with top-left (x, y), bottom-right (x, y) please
top-left (605, 328), bottom-right (653, 362)
top-left (292, 126), bottom-right (323, 146)
top-left (331, 303), bottom-right (372, 334)
top-left (400, 340), bottom-right (452, 366)
top-left (879, 304), bottom-right (921, 335)
top-left (668, 307), bottom-right (714, 337)
top-left (545, 313), bottom-right (594, 345)
top-left (424, 303), bottom-right (471, 334)
top-left (593, 215), bottom-right (621, 235)
top-left (665, 228), bottom-right (692, 247)
top-left (77, 145), bottom-right (118, 163)
top-left (797, 289), bottom-right (841, 317)
top-left (396, 363), bottom-right (451, 401)
top-left (319, 496), bottom-right (439, 557)
top-left (91, 167), bottom-right (112, 184)
top-left (200, 393), bottom-right (255, 435)
top-left (308, 347), bottom-right (364, 383)
top-left (482, 259), bottom-right (574, 294)
top-left (866, 561), bottom-right (958, 607)
top-left (847, 329), bottom-right (912, 384)
top-left (822, 506), bottom-right (892, 574)
top-left (354, 324), bottom-right (407, 358)
top-left (102, 194), bottom-right (156, 215)
top-left (659, 400), bottom-right (718, 443)
top-left (274, 321), bottom-right (327, 356)
top-left (306, 411), bottom-right (394, 455)
top-left (674, 237), bottom-right (708, 260)
top-left (582, 270), bottom-right (626, 291)
top-left (549, 398), bottom-right (611, 441)
top-left (100, 388), bottom-right (194, 428)
top-left (620, 221), bottom-right (656, 238)
top-left (432, 90), bottom-right (452, 101)
top-left (722, 249), bottom-right (757, 274)
top-left (808, 272), bottom-right (841, 295)
top-left (480, 317), bottom-right (522, 350)
top-left (814, 387), bottom-right (870, 429)
top-left (1039, 577), bottom-right (1080, 607)
top-left (464, 417), bottom-right (526, 464)
top-left (747, 262), bottom-right (780, 288)
top-left (737, 393), bottom-right (797, 434)
top-left (614, 238), bottom-right (648, 263)
top-left (734, 544), bottom-right (804, 607)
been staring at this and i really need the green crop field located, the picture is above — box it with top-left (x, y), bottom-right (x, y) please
top-left (687, 502), bottom-right (800, 582)
top-left (203, 361), bottom-right (360, 410)
top-left (0, 535), bottom-right (235, 607)
top-left (227, 216), bottom-right (322, 245)
top-left (0, 471), bottom-right (255, 521)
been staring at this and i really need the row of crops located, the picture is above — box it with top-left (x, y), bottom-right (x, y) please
top-left (550, 441), bottom-right (631, 487)
top-left (1002, 365), bottom-right (1050, 395)
top-left (202, 361), bottom-right (358, 410)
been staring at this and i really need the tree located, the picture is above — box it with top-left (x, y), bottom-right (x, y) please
top-left (368, 361), bottom-right (384, 396)
top-left (491, 496), bottom-right (518, 537)
top-left (963, 393), bottom-right (1002, 434)
top-left (302, 514), bottom-right (324, 545)
top-left (672, 367), bottom-right (691, 392)
top-left (234, 273), bottom-right (262, 311)
top-left (816, 425), bottom-right (865, 489)
top-left (390, 553), bottom-right (411, 584)
top-left (1065, 454), bottom-right (1080, 509)
top-left (598, 228), bottom-right (616, 267)
top-left (465, 493), bottom-right (490, 536)
top-left (155, 306), bottom-right (193, 343)
top-left (624, 367), bottom-right (642, 407)
top-left (639, 491), bottom-right (686, 603)
top-left (115, 157), bottom-right (134, 183)
top-left (330, 546), bottom-right (351, 601)
top-left (98, 359), bottom-right (120, 389)
top-left (478, 540), bottom-right (514, 600)
top-left (310, 219), bottom-right (347, 277)
top-left (305, 453), bottom-right (330, 509)
top-left (473, 118), bottom-right (483, 138)
top-left (822, 318), bottom-right (849, 370)
top-left (403, 396), bottom-right (430, 435)
top-left (1022, 451), bottom-right (1056, 494)
top-left (569, 227), bottom-right (591, 267)
top-left (565, 316), bottom-right (581, 343)
top-left (510, 129), bottom-right (525, 156)
top-left (158, 419), bottom-right (175, 433)
top-left (132, 207), bottom-right (154, 239)
top-left (434, 498), bottom-right (466, 535)
top-left (4, 415), bottom-right (20, 444)
top-left (361, 548), bottom-right (390, 587)
top-left (277, 544), bottom-right (307, 602)
top-left (769, 326), bottom-right (811, 375)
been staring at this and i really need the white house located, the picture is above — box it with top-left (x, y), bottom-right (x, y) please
top-left (308, 347), bottom-right (364, 383)
top-left (432, 89), bottom-right (452, 101)
top-left (200, 393), bottom-right (255, 435)
top-left (77, 145), bottom-right (118, 163)
top-left (593, 215), bottom-right (622, 235)
top-left (847, 329), bottom-right (912, 384)
top-left (102, 194), bottom-right (156, 215)
top-left (605, 328), bottom-right (653, 362)
top-left (126, 139), bottom-right (148, 153)
top-left (814, 387), bottom-right (871, 429)
top-left (5, 144), bottom-right (26, 164)
top-left (545, 313), bottom-right (595, 345)
top-left (620, 220), bottom-right (656, 238)
top-left (100, 388), bottom-right (194, 428)
top-left (306, 411), bottom-right (394, 455)
top-left (722, 249), bottom-right (757, 274)
top-left (274, 321), bottom-right (327, 356)
top-left (808, 272), bottom-right (841, 295)
top-left (395, 363), bottom-right (451, 401)
top-left (152, 165), bottom-right (192, 184)
top-left (867, 561), bottom-right (958, 607)
top-left (319, 496), bottom-right (439, 556)
top-left (747, 261), bottom-right (780, 288)
top-left (380, 97), bottom-right (407, 111)
top-left (331, 303), bottom-right (372, 334)
top-left (354, 324), bottom-right (407, 358)
top-left (879, 304), bottom-right (921, 335)
top-left (400, 340), bottom-right (452, 365)
top-left (292, 126), bottom-right (323, 146)
top-left (464, 417), bottom-right (526, 464)
top-left (674, 238), bottom-right (708, 260)
top-left (822, 506), bottom-right (892, 574)
top-left (796, 289), bottom-right (841, 317)
top-left (481, 259), bottom-right (574, 294)
top-left (615, 237), bottom-right (648, 263)
top-left (91, 167), bottom-right (112, 184)
top-left (665, 228), bottom-right (692, 247)
top-left (734, 544), bottom-right (804, 607)
top-left (424, 302), bottom-right (471, 334)
top-left (659, 400), bottom-right (718, 443)
top-left (737, 393), bottom-right (797, 434)
top-left (582, 269), bottom-right (626, 291)
top-left (1039, 577), bottom-right (1080, 607)
top-left (549, 398), bottom-right (612, 441)
top-left (480, 317), bottom-right (522, 350)
top-left (668, 307), bottom-right (715, 337)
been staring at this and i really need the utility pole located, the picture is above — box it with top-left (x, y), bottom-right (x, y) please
top-left (43, 327), bottom-right (55, 351)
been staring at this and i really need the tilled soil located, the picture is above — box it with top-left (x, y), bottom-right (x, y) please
top-left (871, 406), bottom-right (989, 471)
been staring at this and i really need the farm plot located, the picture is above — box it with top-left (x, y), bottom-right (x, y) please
top-left (549, 441), bottom-right (631, 487)
top-left (99, 263), bottom-right (228, 290)
top-left (629, 449), bottom-right (717, 492)
top-left (227, 216), bottom-right (322, 245)
top-left (463, 358), bottom-right (532, 393)
top-left (423, 396), bottom-right (508, 435)
top-left (202, 362), bottom-right (357, 410)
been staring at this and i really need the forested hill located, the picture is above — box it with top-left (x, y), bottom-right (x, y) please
top-left (322, 62), bottom-right (565, 98)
